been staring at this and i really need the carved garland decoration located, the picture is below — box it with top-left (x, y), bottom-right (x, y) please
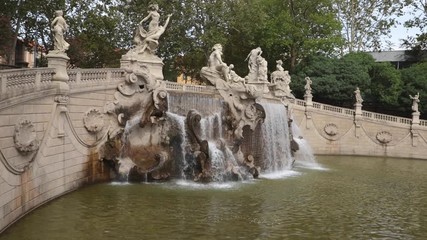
top-left (324, 123), bottom-right (338, 136)
top-left (83, 108), bottom-right (104, 133)
top-left (376, 131), bottom-right (392, 144)
top-left (14, 119), bottom-right (40, 154)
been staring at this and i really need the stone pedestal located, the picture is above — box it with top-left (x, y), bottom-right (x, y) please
top-left (246, 81), bottom-right (269, 94)
top-left (412, 111), bottom-right (420, 125)
top-left (354, 103), bottom-right (363, 116)
top-left (121, 52), bottom-right (164, 80)
top-left (304, 93), bottom-right (313, 107)
top-left (47, 51), bottom-right (70, 94)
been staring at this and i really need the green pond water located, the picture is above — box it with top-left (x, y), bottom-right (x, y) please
top-left (2, 156), bottom-right (427, 240)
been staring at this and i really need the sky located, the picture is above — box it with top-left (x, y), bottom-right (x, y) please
top-left (387, 7), bottom-right (422, 50)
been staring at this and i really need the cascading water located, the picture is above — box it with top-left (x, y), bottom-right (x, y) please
top-left (166, 112), bottom-right (189, 179)
top-left (291, 121), bottom-right (322, 169)
top-left (117, 115), bottom-right (141, 180)
top-left (260, 102), bottom-right (293, 172)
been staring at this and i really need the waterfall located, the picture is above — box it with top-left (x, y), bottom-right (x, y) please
top-left (291, 121), bottom-right (322, 169)
top-left (166, 112), bottom-right (189, 179)
top-left (260, 103), bottom-right (293, 172)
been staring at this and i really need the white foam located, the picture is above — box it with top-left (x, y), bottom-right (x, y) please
top-left (259, 170), bottom-right (301, 179)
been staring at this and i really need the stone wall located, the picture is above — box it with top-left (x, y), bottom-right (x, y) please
top-left (1, 69), bottom-right (427, 233)
top-left (291, 102), bottom-right (427, 159)
top-left (0, 68), bottom-right (122, 233)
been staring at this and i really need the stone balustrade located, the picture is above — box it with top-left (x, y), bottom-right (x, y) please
top-left (0, 68), bottom-right (55, 101)
top-left (68, 68), bottom-right (125, 89)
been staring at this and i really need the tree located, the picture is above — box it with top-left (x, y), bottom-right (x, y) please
top-left (334, 0), bottom-right (404, 53)
top-left (260, 0), bottom-right (343, 71)
top-left (399, 62), bottom-right (427, 117)
top-left (291, 53), bottom-right (375, 107)
top-left (403, 0), bottom-right (427, 50)
top-left (368, 62), bottom-right (402, 109)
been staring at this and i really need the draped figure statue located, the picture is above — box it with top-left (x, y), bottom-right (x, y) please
top-left (51, 10), bottom-right (69, 52)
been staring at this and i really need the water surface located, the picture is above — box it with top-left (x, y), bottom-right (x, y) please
top-left (2, 156), bottom-right (427, 239)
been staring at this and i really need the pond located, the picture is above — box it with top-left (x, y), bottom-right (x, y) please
top-left (2, 156), bottom-right (427, 239)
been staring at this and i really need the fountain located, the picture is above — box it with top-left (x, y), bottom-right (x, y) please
top-left (98, 5), bottom-right (313, 183)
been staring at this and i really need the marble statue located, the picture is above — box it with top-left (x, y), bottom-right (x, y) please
top-left (410, 92), bottom-right (420, 113)
top-left (304, 77), bottom-right (312, 96)
top-left (354, 87), bottom-right (363, 104)
top-left (133, 4), bottom-right (172, 54)
top-left (245, 47), bottom-right (262, 75)
top-left (51, 10), bottom-right (70, 52)
top-left (200, 43), bottom-right (230, 88)
top-left (245, 47), bottom-right (268, 82)
top-left (270, 60), bottom-right (292, 97)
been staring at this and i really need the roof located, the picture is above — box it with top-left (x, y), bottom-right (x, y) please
top-left (367, 50), bottom-right (427, 62)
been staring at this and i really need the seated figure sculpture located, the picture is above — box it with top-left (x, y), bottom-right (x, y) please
top-left (270, 60), bottom-right (293, 98)
top-left (200, 44), bottom-right (230, 88)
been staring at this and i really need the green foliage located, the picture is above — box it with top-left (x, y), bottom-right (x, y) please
top-left (399, 62), bottom-right (427, 116)
top-left (369, 62), bottom-right (402, 106)
top-left (292, 53), bottom-right (375, 107)
top-left (335, 0), bottom-right (405, 52)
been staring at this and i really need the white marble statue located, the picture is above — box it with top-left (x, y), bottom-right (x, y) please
top-left (270, 59), bottom-right (292, 97)
top-left (410, 92), bottom-right (420, 113)
top-left (245, 47), bottom-right (268, 82)
top-left (354, 87), bottom-right (363, 104)
top-left (133, 4), bottom-right (172, 54)
top-left (245, 47), bottom-right (262, 75)
top-left (51, 10), bottom-right (69, 52)
top-left (304, 77), bottom-right (312, 96)
top-left (207, 43), bottom-right (230, 82)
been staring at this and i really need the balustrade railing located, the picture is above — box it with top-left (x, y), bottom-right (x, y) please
top-left (68, 68), bottom-right (125, 88)
top-left (0, 68), bottom-right (55, 99)
top-left (1, 68), bottom-right (425, 128)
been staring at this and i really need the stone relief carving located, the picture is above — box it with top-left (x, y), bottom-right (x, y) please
top-left (376, 131), bottom-right (392, 144)
top-left (14, 119), bottom-right (40, 154)
top-left (83, 108), bottom-right (104, 133)
top-left (324, 123), bottom-right (338, 136)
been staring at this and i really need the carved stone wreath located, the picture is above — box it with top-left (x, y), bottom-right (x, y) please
top-left (14, 119), bottom-right (40, 154)
top-left (376, 131), bottom-right (392, 144)
top-left (324, 123), bottom-right (338, 136)
top-left (83, 108), bottom-right (104, 133)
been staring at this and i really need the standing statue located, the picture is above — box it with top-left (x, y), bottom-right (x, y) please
top-left (51, 10), bottom-right (69, 52)
top-left (354, 87), bottom-right (363, 104)
top-left (245, 47), bottom-right (268, 82)
top-left (410, 92), bottom-right (420, 113)
top-left (304, 77), bottom-right (312, 96)
top-left (245, 47), bottom-right (262, 75)
top-left (133, 3), bottom-right (172, 54)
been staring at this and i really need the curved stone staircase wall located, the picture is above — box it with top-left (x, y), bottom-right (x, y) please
top-left (1, 67), bottom-right (427, 233)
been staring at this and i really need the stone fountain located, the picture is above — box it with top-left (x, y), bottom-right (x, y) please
top-left (98, 5), bottom-right (298, 183)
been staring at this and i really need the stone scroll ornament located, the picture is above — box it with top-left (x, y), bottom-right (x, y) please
top-left (14, 119), bottom-right (40, 154)
top-left (324, 123), bottom-right (338, 136)
top-left (376, 131), bottom-right (392, 144)
top-left (83, 108), bottom-right (104, 134)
